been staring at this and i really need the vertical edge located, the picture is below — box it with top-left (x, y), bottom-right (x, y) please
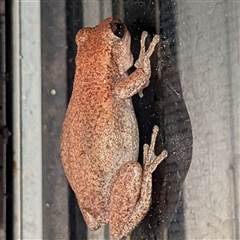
top-left (41, 1), bottom-right (69, 239)
top-left (100, 0), bottom-right (113, 20)
top-left (11, 0), bottom-right (21, 238)
top-left (0, 0), bottom-right (6, 239)
top-left (66, 1), bottom-right (87, 239)
top-left (83, 0), bottom-right (101, 27)
top-left (112, 0), bottom-right (124, 20)
top-left (225, 2), bottom-right (240, 239)
top-left (83, 0), bottom-right (113, 27)
top-left (12, 0), bottom-right (43, 238)
top-left (20, 0), bottom-right (42, 238)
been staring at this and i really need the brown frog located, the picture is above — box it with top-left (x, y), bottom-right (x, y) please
top-left (61, 17), bottom-right (167, 239)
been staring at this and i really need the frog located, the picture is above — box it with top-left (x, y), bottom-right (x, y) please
top-left (61, 17), bottom-right (168, 239)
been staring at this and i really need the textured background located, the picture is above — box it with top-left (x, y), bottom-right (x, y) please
top-left (4, 0), bottom-right (240, 240)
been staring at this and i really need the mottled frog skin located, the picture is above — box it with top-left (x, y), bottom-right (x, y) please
top-left (61, 17), bottom-right (167, 239)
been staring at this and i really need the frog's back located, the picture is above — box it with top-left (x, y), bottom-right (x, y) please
top-left (61, 73), bottom-right (138, 222)
top-left (62, 71), bottom-right (139, 172)
top-left (61, 17), bottom-right (139, 222)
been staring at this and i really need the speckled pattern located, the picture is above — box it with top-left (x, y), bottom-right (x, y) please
top-left (61, 17), bottom-right (167, 239)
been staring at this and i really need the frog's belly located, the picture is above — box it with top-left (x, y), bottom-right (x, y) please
top-left (80, 105), bottom-right (139, 220)
top-left (69, 99), bottom-right (139, 221)
top-left (91, 100), bottom-right (139, 170)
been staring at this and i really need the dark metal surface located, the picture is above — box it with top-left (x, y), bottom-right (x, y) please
top-left (124, 1), bottom-right (193, 239)
top-left (66, 2), bottom-right (88, 239)
top-left (41, 2), bottom-right (70, 239)
top-left (5, 0), bottom-right (13, 239)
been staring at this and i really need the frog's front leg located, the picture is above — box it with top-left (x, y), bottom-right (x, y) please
top-left (115, 32), bottom-right (159, 99)
top-left (109, 126), bottom-right (168, 239)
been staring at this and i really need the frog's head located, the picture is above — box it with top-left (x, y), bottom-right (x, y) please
top-left (109, 18), bottom-right (134, 75)
top-left (75, 18), bottom-right (133, 75)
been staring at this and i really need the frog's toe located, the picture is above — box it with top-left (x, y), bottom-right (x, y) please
top-left (143, 125), bottom-right (167, 172)
top-left (148, 150), bottom-right (168, 173)
top-left (141, 31), bottom-right (148, 39)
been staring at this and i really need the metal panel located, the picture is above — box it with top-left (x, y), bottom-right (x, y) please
top-left (9, 0), bottom-right (239, 239)
top-left (83, 0), bottom-right (112, 27)
top-left (41, 1), bottom-right (70, 239)
top-left (175, 2), bottom-right (240, 239)
top-left (12, 0), bottom-right (42, 239)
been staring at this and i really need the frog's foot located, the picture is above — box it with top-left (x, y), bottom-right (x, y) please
top-left (143, 125), bottom-right (168, 173)
top-left (134, 31), bottom-right (160, 71)
top-left (134, 31), bottom-right (159, 98)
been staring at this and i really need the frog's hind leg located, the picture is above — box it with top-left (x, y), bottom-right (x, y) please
top-left (109, 161), bottom-right (142, 238)
top-left (109, 125), bottom-right (167, 239)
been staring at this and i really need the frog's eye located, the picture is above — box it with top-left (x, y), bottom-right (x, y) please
top-left (111, 19), bottom-right (125, 38)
